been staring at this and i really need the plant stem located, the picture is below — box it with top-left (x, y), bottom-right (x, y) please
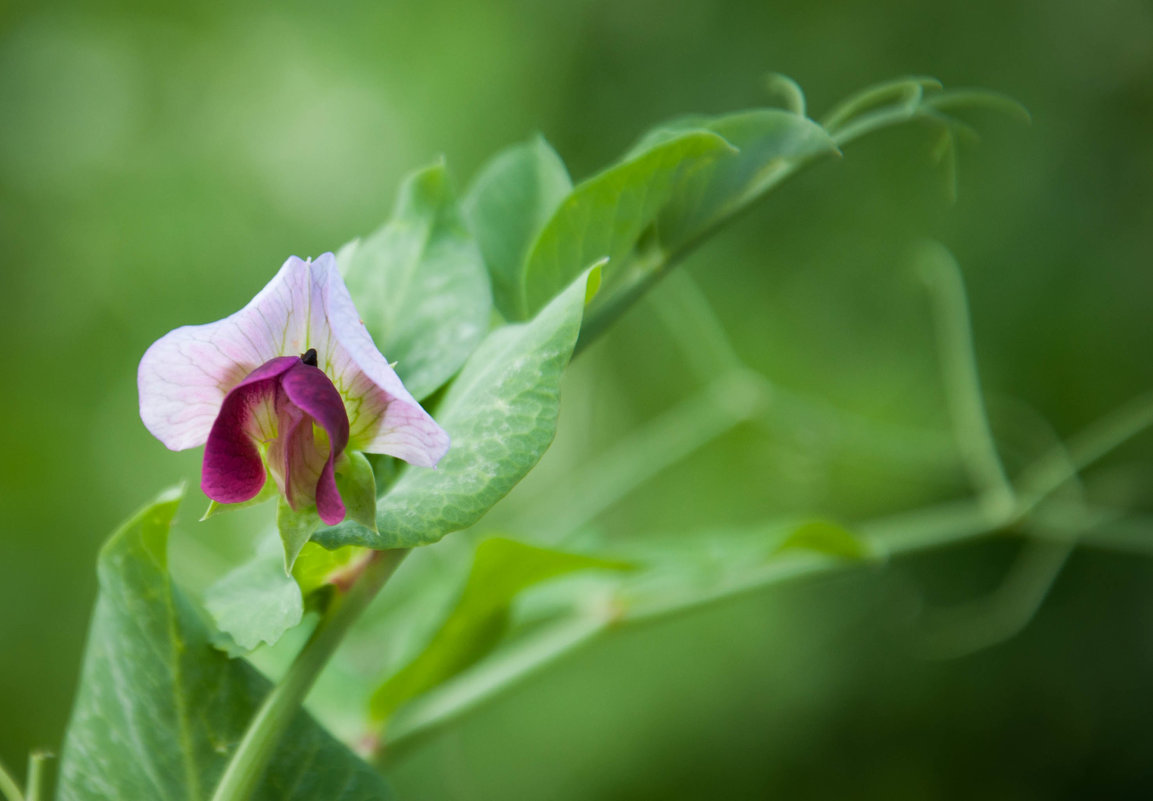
top-left (377, 384), bottom-right (1153, 756)
top-left (24, 753), bottom-right (49, 801)
top-left (378, 494), bottom-right (1005, 760)
top-left (210, 549), bottom-right (408, 801)
top-left (509, 369), bottom-right (766, 541)
top-left (0, 759), bottom-right (24, 801)
top-left (918, 242), bottom-right (1016, 517)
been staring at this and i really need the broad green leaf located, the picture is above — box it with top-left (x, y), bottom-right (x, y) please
top-left (338, 161), bottom-right (491, 401)
top-left (370, 537), bottom-right (632, 724)
top-left (463, 134), bottom-right (572, 320)
top-left (520, 130), bottom-right (734, 318)
top-left (314, 267), bottom-right (598, 550)
top-left (774, 519), bottom-right (872, 561)
top-left (628, 109), bottom-right (837, 249)
top-left (56, 489), bottom-right (394, 801)
top-left (204, 547), bottom-right (304, 652)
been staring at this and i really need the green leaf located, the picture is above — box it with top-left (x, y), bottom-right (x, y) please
top-left (634, 109), bottom-right (838, 249)
top-left (56, 488), bottom-right (394, 801)
top-left (278, 497), bottom-right (322, 575)
top-left (204, 547), bottom-right (304, 653)
top-left (370, 537), bottom-right (632, 724)
top-left (335, 452), bottom-right (378, 532)
top-left (773, 519), bottom-right (873, 561)
top-left (520, 130), bottom-right (734, 318)
top-left (314, 267), bottom-right (597, 550)
top-left (463, 134), bottom-right (572, 321)
top-left (338, 161), bottom-right (492, 401)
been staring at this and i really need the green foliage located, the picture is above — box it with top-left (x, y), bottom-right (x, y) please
top-left (337, 161), bottom-right (491, 401)
top-left (521, 130), bottom-right (734, 318)
top-left (56, 489), bottom-right (393, 801)
top-left (370, 538), bottom-right (632, 724)
top-left (464, 135), bottom-right (573, 321)
top-left (277, 498), bottom-right (322, 575)
top-left (291, 543), bottom-right (364, 598)
top-left (372, 519), bottom-right (871, 750)
top-left (774, 520), bottom-right (873, 561)
top-left (314, 267), bottom-right (598, 550)
top-left (334, 452), bottom-right (379, 533)
top-left (204, 546), bottom-right (304, 653)
top-left (628, 109), bottom-right (837, 250)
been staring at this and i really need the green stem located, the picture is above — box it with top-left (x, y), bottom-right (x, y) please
top-left (509, 369), bottom-right (767, 541)
top-left (0, 759), bottom-right (24, 801)
top-left (1015, 391), bottom-right (1153, 512)
top-left (577, 87), bottom-right (976, 357)
top-left (24, 753), bottom-right (49, 801)
top-left (917, 242), bottom-right (1016, 516)
top-left (379, 384), bottom-right (1153, 756)
top-left (379, 495), bottom-right (1006, 760)
top-left (382, 616), bottom-right (606, 761)
top-left (210, 549), bottom-right (408, 801)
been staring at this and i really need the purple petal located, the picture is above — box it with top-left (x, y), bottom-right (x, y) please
top-left (280, 361), bottom-right (350, 526)
top-left (201, 356), bottom-right (298, 504)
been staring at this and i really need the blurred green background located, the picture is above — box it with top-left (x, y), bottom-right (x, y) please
top-left (3, 0), bottom-right (1153, 797)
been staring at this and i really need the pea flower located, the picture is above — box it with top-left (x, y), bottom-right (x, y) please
top-left (138, 253), bottom-right (450, 525)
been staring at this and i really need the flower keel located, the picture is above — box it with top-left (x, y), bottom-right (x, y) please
top-left (202, 354), bottom-right (351, 525)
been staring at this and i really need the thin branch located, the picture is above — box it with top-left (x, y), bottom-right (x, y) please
top-left (210, 549), bottom-right (408, 801)
top-left (23, 753), bottom-right (50, 801)
top-left (508, 369), bottom-right (767, 541)
top-left (0, 759), bottom-right (24, 801)
top-left (917, 241), bottom-right (1015, 516)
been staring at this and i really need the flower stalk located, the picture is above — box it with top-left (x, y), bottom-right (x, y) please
top-left (209, 548), bottom-right (408, 801)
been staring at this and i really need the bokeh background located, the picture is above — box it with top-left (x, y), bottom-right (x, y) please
top-left (3, 0), bottom-right (1153, 797)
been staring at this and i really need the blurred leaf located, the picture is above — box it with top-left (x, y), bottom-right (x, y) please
top-left (631, 109), bottom-right (838, 249)
top-left (335, 451), bottom-right (378, 533)
top-left (925, 88), bottom-right (1032, 124)
top-left (774, 520), bottom-right (872, 561)
top-left (338, 161), bottom-right (491, 401)
top-left (370, 537), bottom-right (632, 724)
top-left (204, 547), bottom-right (304, 652)
top-left (56, 489), bottom-right (394, 801)
top-left (463, 134), bottom-right (572, 321)
top-left (520, 130), bottom-right (734, 318)
top-left (315, 268), bottom-right (598, 550)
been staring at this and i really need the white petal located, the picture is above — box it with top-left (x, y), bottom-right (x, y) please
top-left (138, 257), bottom-right (313, 450)
top-left (307, 253), bottom-right (450, 466)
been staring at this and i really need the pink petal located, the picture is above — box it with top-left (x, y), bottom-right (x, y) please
top-left (138, 257), bottom-right (318, 451)
top-left (201, 356), bottom-right (299, 504)
top-left (308, 253), bottom-right (451, 466)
